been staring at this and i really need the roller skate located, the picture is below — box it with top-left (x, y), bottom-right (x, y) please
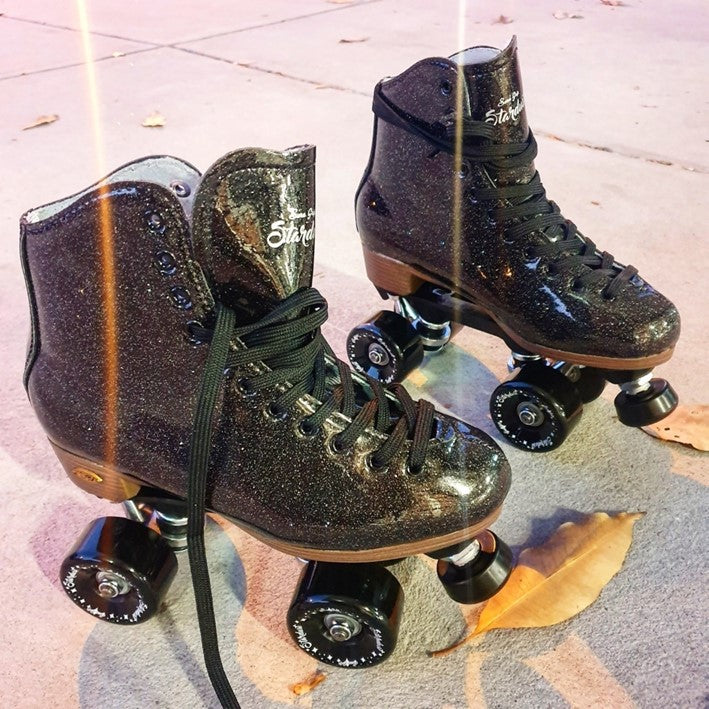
top-left (349, 37), bottom-right (680, 452)
top-left (21, 146), bottom-right (512, 707)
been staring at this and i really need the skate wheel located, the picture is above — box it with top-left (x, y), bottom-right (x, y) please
top-left (490, 360), bottom-right (583, 451)
top-left (614, 378), bottom-right (678, 427)
top-left (287, 561), bottom-right (403, 667)
top-left (346, 311), bottom-right (423, 384)
top-left (60, 516), bottom-right (178, 624)
top-left (437, 531), bottom-right (513, 604)
top-left (572, 367), bottom-right (607, 403)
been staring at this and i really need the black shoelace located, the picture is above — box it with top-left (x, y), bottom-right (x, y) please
top-left (373, 88), bottom-right (637, 300)
top-left (186, 287), bottom-right (435, 708)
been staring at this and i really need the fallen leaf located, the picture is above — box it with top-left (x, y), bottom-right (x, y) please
top-left (553, 10), bottom-right (584, 19)
top-left (22, 114), bottom-right (59, 130)
top-left (142, 111), bottom-right (166, 128)
top-left (600, 0), bottom-right (624, 5)
top-left (642, 404), bottom-right (709, 451)
top-left (493, 14), bottom-right (513, 24)
top-left (290, 670), bottom-right (326, 696)
top-left (338, 37), bottom-right (369, 43)
top-left (433, 512), bottom-right (643, 656)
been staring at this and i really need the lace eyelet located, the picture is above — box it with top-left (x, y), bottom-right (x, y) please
top-left (236, 378), bottom-right (257, 397)
top-left (154, 250), bottom-right (177, 276)
top-left (365, 454), bottom-right (388, 473)
top-left (297, 419), bottom-right (320, 437)
top-left (145, 210), bottom-right (166, 233)
top-left (328, 436), bottom-right (348, 455)
top-left (458, 162), bottom-right (470, 179)
top-left (170, 180), bottom-right (191, 198)
top-left (524, 246), bottom-right (537, 259)
top-left (184, 320), bottom-right (207, 346)
top-left (169, 285), bottom-right (192, 310)
top-left (406, 461), bottom-right (424, 476)
top-left (265, 402), bottom-right (288, 421)
top-left (439, 79), bottom-right (452, 96)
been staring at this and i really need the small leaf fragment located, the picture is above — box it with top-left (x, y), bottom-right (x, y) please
top-left (22, 114), bottom-right (59, 130)
top-left (290, 670), bottom-right (326, 696)
top-left (493, 14), bottom-right (513, 24)
top-left (339, 37), bottom-right (369, 43)
top-left (642, 404), bottom-right (709, 451)
top-left (433, 512), bottom-right (644, 656)
top-left (142, 111), bottom-right (166, 128)
top-left (553, 11), bottom-right (584, 19)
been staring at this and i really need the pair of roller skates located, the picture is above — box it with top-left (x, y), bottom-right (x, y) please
top-left (21, 38), bottom-right (679, 709)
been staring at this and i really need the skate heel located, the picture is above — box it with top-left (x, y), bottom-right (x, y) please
top-left (49, 440), bottom-right (141, 502)
top-left (362, 248), bottom-right (425, 296)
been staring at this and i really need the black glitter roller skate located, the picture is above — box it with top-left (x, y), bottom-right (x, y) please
top-left (349, 37), bottom-right (680, 452)
top-left (22, 147), bottom-right (513, 708)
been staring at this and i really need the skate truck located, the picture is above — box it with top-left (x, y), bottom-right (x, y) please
top-left (21, 147), bottom-right (514, 707)
top-left (347, 38), bottom-right (679, 452)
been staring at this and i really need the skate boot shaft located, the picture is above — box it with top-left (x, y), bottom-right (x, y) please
top-left (356, 37), bottom-right (680, 365)
top-left (21, 147), bottom-right (510, 557)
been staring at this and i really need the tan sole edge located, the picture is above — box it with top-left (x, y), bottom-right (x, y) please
top-left (50, 440), bottom-right (142, 502)
top-left (362, 248), bottom-right (675, 370)
top-left (50, 439), bottom-right (502, 563)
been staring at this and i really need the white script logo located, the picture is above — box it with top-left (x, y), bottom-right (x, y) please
top-left (267, 206), bottom-right (315, 249)
top-left (485, 90), bottom-right (525, 126)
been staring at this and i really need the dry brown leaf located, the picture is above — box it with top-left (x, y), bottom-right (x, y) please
top-left (553, 10), bottom-right (584, 19)
top-left (338, 37), bottom-right (369, 43)
top-left (433, 512), bottom-right (643, 656)
top-left (22, 114), bottom-right (59, 130)
top-left (290, 670), bottom-right (326, 696)
top-left (642, 404), bottom-right (709, 451)
top-left (493, 14), bottom-right (513, 24)
top-left (142, 111), bottom-right (166, 128)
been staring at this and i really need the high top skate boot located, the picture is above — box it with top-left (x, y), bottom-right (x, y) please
top-left (350, 37), bottom-right (680, 452)
top-left (22, 147), bottom-right (512, 707)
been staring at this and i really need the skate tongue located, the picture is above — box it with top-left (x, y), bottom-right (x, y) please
top-left (449, 36), bottom-right (528, 145)
top-left (191, 145), bottom-right (316, 322)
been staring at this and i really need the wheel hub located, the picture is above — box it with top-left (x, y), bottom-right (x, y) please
top-left (517, 401), bottom-right (545, 427)
top-left (367, 342), bottom-right (390, 367)
top-left (95, 570), bottom-right (131, 598)
top-left (323, 612), bottom-right (362, 642)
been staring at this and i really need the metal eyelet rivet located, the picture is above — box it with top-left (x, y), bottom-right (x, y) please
top-left (458, 162), bottom-right (470, 179)
top-left (439, 79), bottom-right (452, 96)
top-left (146, 211), bottom-right (166, 233)
top-left (298, 419), bottom-right (320, 437)
top-left (236, 378), bottom-right (257, 397)
top-left (328, 437), bottom-right (347, 455)
top-left (184, 320), bottom-right (206, 346)
top-left (406, 462), bottom-right (424, 476)
top-left (169, 285), bottom-right (192, 310)
top-left (366, 454), bottom-right (387, 473)
top-left (170, 181), bottom-right (191, 198)
top-left (266, 402), bottom-right (288, 421)
top-left (154, 250), bottom-right (177, 276)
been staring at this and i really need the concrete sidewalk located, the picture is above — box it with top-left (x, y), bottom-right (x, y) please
top-left (1, 1), bottom-right (707, 707)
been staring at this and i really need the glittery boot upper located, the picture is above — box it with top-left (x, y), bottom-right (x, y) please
top-left (356, 37), bottom-right (680, 361)
top-left (21, 147), bottom-right (510, 554)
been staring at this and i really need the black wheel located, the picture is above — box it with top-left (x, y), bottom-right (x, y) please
top-left (346, 310), bottom-right (424, 384)
top-left (571, 366), bottom-right (607, 403)
top-left (287, 561), bottom-right (403, 668)
top-left (490, 360), bottom-right (583, 451)
top-left (437, 531), bottom-right (513, 604)
top-left (60, 516), bottom-right (178, 624)
top-left (614, 378), bottom-right (678, 427)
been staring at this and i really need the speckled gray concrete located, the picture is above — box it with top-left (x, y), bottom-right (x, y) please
top-left (0, 1), bottom-right (707, 707)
